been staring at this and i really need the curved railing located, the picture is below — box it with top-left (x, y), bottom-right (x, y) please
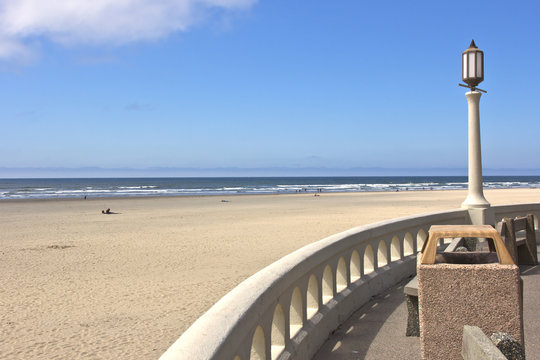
top-left (160, 203), bottom-right (540, 360)
top-left (492, 203), bottom-right (540, 226)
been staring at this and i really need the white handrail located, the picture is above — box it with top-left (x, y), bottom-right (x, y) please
top-left (161, 204), bottom-right (540, 360)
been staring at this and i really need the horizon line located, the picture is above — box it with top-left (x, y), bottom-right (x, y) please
top-left (2, 166), bottom-right (540, 179)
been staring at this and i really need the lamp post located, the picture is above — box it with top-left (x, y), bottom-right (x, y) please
top-left (460, 40), bottom-right (490, 223)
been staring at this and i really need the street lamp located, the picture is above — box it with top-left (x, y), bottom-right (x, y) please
top-left (460, 40), bottom-right (490, 223)
top-left (461, 40), bottom-right (485, 92)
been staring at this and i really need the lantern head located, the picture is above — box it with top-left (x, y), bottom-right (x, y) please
top-left (462, 40), bottom-right (484, 90)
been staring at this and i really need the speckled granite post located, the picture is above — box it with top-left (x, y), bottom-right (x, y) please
top-left (417, 256), bottom-right (523, 360)
top-left (490, 332), bottom-right (525, 360)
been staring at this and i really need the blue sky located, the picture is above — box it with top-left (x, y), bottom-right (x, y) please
top-left (1, 0), bottom-right (540, 177)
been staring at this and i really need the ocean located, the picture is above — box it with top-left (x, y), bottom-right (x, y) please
top-left (0, 176), bottom-right (539, 200)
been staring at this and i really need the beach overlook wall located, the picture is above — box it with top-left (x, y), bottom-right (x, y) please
top-left (160, 203), bottom-right (540, 360)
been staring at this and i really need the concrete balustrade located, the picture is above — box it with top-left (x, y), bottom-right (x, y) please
top-left (492, 204), bottom-right (540, 227)
top-left (404, 232), bottom-right (415, 256)
top-left (160, 204), bottom-right (540, 360)
top-left (363, 245), bottom-right (375, 274)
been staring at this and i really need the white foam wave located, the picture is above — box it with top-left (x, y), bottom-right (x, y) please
top-left (2, 178), bottom-right (539, 200)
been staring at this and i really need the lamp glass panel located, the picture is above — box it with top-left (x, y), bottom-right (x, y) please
top-left (476, 52), bottom-right (483, 78)
top-left (468, 52), bottom-right (476, 78)
top-left (463, 53), bottom-right (468, 79)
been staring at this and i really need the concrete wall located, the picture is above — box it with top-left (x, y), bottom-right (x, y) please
top-left (160, 203), bottom-right (540, 360)
top-left (492, 203), bottom-right (540, 227)
top-left (462, 325), bottom-right (506, 360)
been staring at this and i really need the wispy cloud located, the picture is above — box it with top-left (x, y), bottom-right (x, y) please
top-left (16, 110), bottom-right (38, 118)
top-left (0, 0), bottom-right (257, 62)
top-left (125, 102), bottom-right (154, 112)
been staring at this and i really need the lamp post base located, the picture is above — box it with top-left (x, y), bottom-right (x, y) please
top-left (462, 194), bottom-right (493, 225)
top-left (461, 196), bottom-right (490, 210)
top-left (463, 206), bottom-right (495, 226)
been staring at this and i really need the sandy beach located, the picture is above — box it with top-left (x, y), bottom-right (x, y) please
top-left (1, 189), bottom-right (539, 359)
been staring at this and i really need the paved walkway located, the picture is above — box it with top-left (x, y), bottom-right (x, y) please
top-left (314, 248), bottom-right (540, 359)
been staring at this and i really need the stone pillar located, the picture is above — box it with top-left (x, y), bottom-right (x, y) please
top-left (461, 91), bottom-right (491, 224)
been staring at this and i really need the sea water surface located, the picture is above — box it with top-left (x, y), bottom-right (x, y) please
top-left (0, 176), bottom-right (539, 200)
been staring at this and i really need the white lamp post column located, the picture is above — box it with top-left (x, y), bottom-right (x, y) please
top-left (459, 40), bottom-right (492, 225)
top-left (462, 90), bottom-right (489, 209)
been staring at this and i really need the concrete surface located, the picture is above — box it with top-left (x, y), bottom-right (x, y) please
top-left (462, 326), bottom-right (506, 360)
top-left (312, 278), bottom-right (420, 360)
top-left (313, 245), bottom-right (540, 360)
